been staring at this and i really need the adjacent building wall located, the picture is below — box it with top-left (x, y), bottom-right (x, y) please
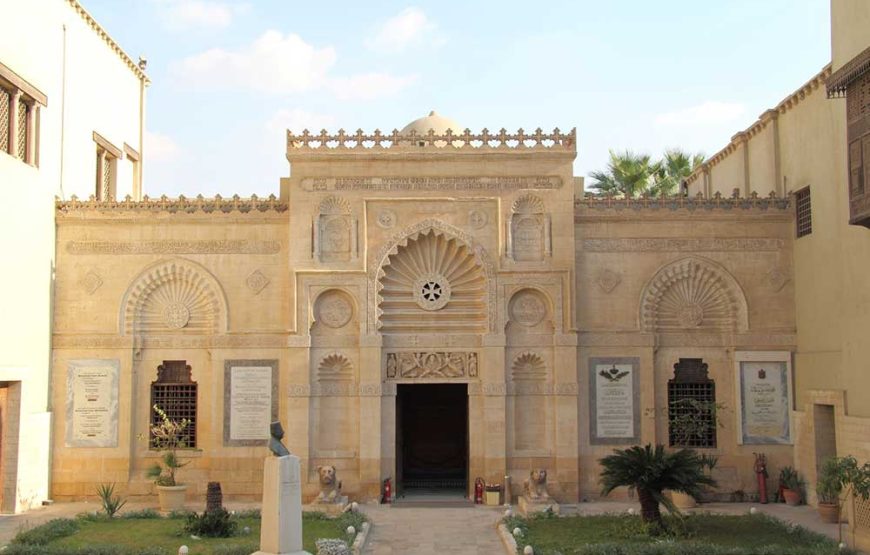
top-left (0, 0), bottom-right (145, 512)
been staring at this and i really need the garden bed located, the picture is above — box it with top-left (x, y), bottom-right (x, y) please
top-left (4, 509), bottom-right (366, 555)
top-left (505, 512), bottom-right (853, 555)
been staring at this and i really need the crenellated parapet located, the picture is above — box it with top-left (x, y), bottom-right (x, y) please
top-left (286, 127), bottom-right (576, 159)
top-left (56, 194), bottom-right (289, 216)
top-left (577, 190), bottom-right (790, 209)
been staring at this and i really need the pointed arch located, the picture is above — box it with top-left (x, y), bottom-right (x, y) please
top-left (639, 256), bottom-right (749, 332)
top-left (120, 258), bottom-right (228, 335)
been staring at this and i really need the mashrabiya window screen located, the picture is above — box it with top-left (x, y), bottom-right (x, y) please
top-left (150, 360), bottom-right (197, 449)
top-left (15, 99), bottom-right (26, 160)
top-left (0, 88), bottom-right (9, 153)
top-left (667, 358), bottom-right (717, 449)
top-left (795, 187), bottom-right (812, 238)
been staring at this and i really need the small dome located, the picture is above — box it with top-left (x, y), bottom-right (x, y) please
top-left (401, 110), bottom-right (462, 135)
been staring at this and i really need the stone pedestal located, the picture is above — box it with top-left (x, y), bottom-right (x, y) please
top-left (518, 495), bottom-right (560, 517)
top-left (308, 495), bottom-right (349, 516)
top-left (252, 455), bottom-right (312, 555)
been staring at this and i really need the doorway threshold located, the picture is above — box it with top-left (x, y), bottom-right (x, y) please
top-left (393, 488), bottom-right (472, 508)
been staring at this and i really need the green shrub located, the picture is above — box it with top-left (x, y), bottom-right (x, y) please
top-left (96, 483), bottom-right (127, 518)
top-left (234, 507), bottom-right (261, 519)
top-left (11, 518), bottom-right (79, 545)
top-left (183, 507), bottom-right (238, 537)
top-left (120, 508), bottom-right (161, 519)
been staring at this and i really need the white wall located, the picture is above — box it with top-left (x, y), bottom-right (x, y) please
top-left (0, 0), bottom-right (145, 512)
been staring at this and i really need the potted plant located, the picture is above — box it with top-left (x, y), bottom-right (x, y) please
top-left (142, 404), bottom-right (191, 512)
top-left (816, 457), bottom-right (842, 523)
top-left (779, 466), bottom-right (803, 506)
top-left (815, 455), bottom-right (870, 545)
top-left (665, 398), bottom-right (722, 509)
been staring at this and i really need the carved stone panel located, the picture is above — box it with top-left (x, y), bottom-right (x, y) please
top-left (385, 351), bottom-right (478, 379)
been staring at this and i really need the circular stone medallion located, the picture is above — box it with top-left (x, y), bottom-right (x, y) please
top-left (377, 210), bottom-right (397, 229)
top-left (413, 274), bottom-right (451, 311)
top-left (510, 291), bottom-right (546, 326)
top-left (678, 303), bottom-right (704, 328)
top-left (163, 302), bottom-right (191, 329)
top-left (317, 293), bottom-right (353, 328)
top-left (468, 210), bottom-right (487, 229)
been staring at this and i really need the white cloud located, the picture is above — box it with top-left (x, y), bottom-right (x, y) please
top-left (654, 101), bottom-right (746, 126)
top-left (366, 7), bottom-right (438, 52)
top-left (145, 130), bottom-right (180, 162)
top-left (170, 30), bottom-right (337, 93)
top-left (154, 0), bottom-right (249, 30)
top-left (329, 72), bottom-right (418, 101)
top-left (266, 109), bottom-right (337, 134)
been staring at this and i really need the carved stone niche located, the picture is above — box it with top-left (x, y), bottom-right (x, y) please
top-left (508, 194), bottom-right (551, 262)
top-left (315, 196), bottom-right (357, 262)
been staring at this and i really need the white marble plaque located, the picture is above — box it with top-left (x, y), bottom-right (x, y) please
top-left (66, 359), bottom-right (119, 447)
top-left (589, 357), bottom-right (640, 444)
top-left (229, 366), bottom-right (273, 441)
top-left (740, 361), bottom-right (790, 444)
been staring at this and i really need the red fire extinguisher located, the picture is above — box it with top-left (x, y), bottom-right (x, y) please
top-left (474, 477), bottom-right (485, 504)
top-left (754, 452), bottom-right (769, 504)
top-left (382, 477), bottom-right (392, 504)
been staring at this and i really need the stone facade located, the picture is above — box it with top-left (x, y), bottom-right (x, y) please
top-left (51, 121), bottom-right (798, 504)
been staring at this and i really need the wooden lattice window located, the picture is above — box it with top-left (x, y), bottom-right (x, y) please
top-left (0, 88), bottom-right (8, 153)
top-left (15, 100), bottom-right (26, 160)
top-left (795, 187), bottom-right (812, 238)
top-left (150, 361), bottom-right (197, 449)
top-left (855, 496), bottom-right (870, 531)
top-left (668, 358), bottom-right (717, 448)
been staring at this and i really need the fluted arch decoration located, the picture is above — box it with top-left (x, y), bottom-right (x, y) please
top-left (121, 258), bottom-right (228, 335)
top-left (373, 220), bottom-right (493, 334)
top-left (639, 257), bottom-right (748, 332)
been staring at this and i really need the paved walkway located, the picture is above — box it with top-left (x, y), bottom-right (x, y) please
top-left (360, 504), bottom-right (505, 554)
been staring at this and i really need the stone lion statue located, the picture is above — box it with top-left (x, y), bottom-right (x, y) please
top-left (315, 465), bottom-right (341, 503)
top-left (523, 468), bottom-right (549, 501)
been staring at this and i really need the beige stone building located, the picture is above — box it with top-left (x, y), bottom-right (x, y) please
top-left (52, 109), bottom-right (797, 509)
top-left (0, 0), bottom-right (146, 513)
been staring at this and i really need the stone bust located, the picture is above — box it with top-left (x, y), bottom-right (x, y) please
top-left (268, 421), bottom-right (290, 457)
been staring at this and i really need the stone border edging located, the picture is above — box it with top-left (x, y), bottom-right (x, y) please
top-left (352, 521), bottom-right (371, 554)
top-left (496, 522), bottom-right (518, 555)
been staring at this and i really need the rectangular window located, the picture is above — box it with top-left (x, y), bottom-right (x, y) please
top-left (795, 186), bottom-right (812, 238)
top-left (668, 358), bottom-right (717, 448)
top-left (0, 60), bottom-right (46, 166)
top-left (150, 361), bottom-right (197, 449)
top-left (93, 132), bottom-right (122, 201)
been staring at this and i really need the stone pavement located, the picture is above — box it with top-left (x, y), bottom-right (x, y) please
top-left (360, 504), bottom-right (505, 554)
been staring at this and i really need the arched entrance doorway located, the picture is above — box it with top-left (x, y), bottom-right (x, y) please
top-left (376, 224), bottom-right (492, 500)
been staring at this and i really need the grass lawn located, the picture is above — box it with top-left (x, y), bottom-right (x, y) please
top-left (508, 513), bottom-right (853, 555)
top-left (6, 511), bottom-right (364, 555)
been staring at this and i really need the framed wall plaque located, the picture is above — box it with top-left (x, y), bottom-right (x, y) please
top-left (735, 351), bottom-right (793, 445)
top-left (223, 360), bottom-right (279, 446)
top-left (589, 357), bottom-right (640, 445)
top-left (66, 359), bottom-right (120, 447)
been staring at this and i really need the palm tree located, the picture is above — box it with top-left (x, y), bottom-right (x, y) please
top-left (589, 150), bottom-right (655, 197)
top-left (599, 444), bottom-right (716, 526)
top-left (650, 149), bottom-right (705, 197)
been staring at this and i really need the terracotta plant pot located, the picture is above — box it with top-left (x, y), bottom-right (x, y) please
top-left (782, 488), bottom-right (801, 506)
top-left (156, 484), bottom-right (188, 512)
top-left (817, 502), bottom-right (839, 523)
top-left (670, 490), bottom-right (697, 509)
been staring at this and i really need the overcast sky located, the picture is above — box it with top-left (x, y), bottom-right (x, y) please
top-left (83, 0), bottom-right (832, 197)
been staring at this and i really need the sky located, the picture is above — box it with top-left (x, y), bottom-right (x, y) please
top-left (82, 0), bottom-right (833, 197)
